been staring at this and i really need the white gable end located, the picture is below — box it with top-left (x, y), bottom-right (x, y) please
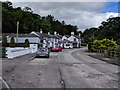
top-left (62, 36), bottom-right (68, 40)
top-left (68, 36), bottom-right (78, 42)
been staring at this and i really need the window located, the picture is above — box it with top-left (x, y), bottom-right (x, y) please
top-left (74, 38), bottom-right (76, 41)
top-left (41, 40), bottom-right (43, 43)
top-left (66, 44), bottom-right (70, 46)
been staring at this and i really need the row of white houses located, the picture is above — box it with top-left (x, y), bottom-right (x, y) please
top-left (4, 31), bottom-right (81, 51)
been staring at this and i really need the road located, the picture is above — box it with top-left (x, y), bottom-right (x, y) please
top-left (2, 47), bottom-right (119, 89)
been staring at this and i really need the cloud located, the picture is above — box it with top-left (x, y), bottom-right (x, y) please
top-left (3, 1), bottom-right (119, 31)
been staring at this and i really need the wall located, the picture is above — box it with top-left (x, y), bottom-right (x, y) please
top-left (7, 37), bottom-right (40, 44)
top-left (30, 44), bottom-right (38, 53)
top-left (6, 47), bottom-right (36, 59)
top-left (62, 36), bottom-right (68, 41)
top-left (68, 36), bottom-right (79, 42)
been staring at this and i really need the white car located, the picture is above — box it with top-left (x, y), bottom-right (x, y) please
top-left (64, 44), bottom-right (73, 49)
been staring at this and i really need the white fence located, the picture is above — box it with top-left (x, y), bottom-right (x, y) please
top-left (6, 47), bottom-right (36, 59)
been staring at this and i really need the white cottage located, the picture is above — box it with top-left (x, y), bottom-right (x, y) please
top-left (6, 34), bottom-right (41, 52)
top-left (61, 32), bottom-right (81, 48)
top-left (31, 31), bottom-right (60, 49)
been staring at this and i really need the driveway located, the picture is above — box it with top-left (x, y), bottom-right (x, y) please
top-left (2, 47), bottom-right (119, 89)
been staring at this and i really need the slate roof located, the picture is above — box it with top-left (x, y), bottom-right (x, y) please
top-left (65, 35), bottom-right (70, 38)
top-left (35, 32), bottom-right (59, 39)
top-left (2, 33), bottom-right (39, 38)
top-left (60, 39), bottom-right (72, 43)
top-left (71, 35), bottom-right (80, 39)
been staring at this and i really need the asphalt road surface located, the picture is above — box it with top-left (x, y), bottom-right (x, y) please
top-left (2, 47), bottom-right (119, 89)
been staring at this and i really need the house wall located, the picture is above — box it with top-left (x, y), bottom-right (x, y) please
top-left (7, 37), bottom-right (40, 44)
top-left (68, 36), bottom-right (79, 42)
top-left (62, 36), bottom-right (68, 41)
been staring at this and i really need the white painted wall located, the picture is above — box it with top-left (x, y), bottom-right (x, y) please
top-left (6, 47), bottom-right (31, 58)
top-left (62, 36), bottom-right (68, 41)
top-left (7, 37), bottom-right (40, 44)
top-left (30, 44), bottom-right (38, 53)
top-left (68, 36), bottom-right (78, 42)
top-left (6, 47), bottom-right (36, 58)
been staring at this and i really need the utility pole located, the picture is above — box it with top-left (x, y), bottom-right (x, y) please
top-left (16, 21), bottom-right (19, 44)
top-left (93, 31), bottom-right (95, 42)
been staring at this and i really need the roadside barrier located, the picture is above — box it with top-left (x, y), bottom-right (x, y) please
top-left (97, 49), bottom-right (120, 60)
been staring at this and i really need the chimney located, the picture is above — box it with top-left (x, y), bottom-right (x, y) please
top-left (54, 31), bottom-right (57, 35)
top-left (48, 32), bottom-right (50, 35)
top-left (71, 32), bottom-right (74, 35)
top-left (40, 28), bottom-right (43, 33)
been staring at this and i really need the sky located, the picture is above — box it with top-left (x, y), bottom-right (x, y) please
top-left (2, 0), bottom-right (120, 32)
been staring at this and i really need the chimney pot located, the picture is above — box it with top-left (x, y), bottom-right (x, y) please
top-left (54, 31), bottom-right (57, 35)
top-left (48, 32), bottom-right (50, 35)
top-left (71, 32), bottom-right (74, 35)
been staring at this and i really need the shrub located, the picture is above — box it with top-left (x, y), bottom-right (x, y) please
top-left (91, 39), bottom-right (116, 52)
top-left (23, 39), bottom-right (29, 47)
top-left (114, 45), bottom-right (120, 52)
top-left (81, 43), bottom-right (87, 46)
top-left (88, 42), bottom-right (93, 51)
top-left (9, 37), bottom-right (16, 47)
top-left (108, 46), bottom-right (115, 51)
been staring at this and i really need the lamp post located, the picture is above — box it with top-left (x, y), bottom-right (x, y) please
top-left (16, 21), bottom-right (19, 44)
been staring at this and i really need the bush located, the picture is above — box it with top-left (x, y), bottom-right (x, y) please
top-left (23, 39), bottom-right (29, 47)
top-left (81, 43), bottom-right (87, 46)
top-left (88, 42), bottom-right (93, 51)
top-left (114, 45), bottom-right (120, 52)
top-left (91, 39), bottom-right (116, 52)
top-left (108, 46), bottom-right (115, 51)
top-left (9, 37), bottom-right (16, 47)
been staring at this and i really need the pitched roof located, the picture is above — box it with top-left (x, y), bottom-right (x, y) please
top-left (65, 35), bottom-right (70, 38)
top-left (61, 39), bottom-right (72, 43)
top-left (71, 35), bottom-right (80, 39)
top-left (35, 32), bottom-right (59, 39)
top-left (3, 33), bottom-right (39, 38)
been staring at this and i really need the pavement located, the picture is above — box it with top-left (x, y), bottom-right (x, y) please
top-left (88, 53), bottom-right (120, 66)
top-left (1, 47), bottom-right (119, 89)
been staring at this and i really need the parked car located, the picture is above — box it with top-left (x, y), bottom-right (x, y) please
top-left (36, 48), bottom-right (50, 58)
top-left (52, 47), bottom-right (62, 52)
top-left (64, 44), bottom-right (73, 49)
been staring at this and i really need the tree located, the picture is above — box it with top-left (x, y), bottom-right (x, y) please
top-left (23, 6), bottom-right (33, 12)
top-left (2, 35), bottom-right (7, 47)
top-left (24, 39), bottom-right (29, 47)
top-left (9, 37), bottom-right (16, 47)
top-left (2, 1), bottom-right (78, 35)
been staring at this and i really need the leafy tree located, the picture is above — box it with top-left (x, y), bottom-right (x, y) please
top-left (23, 39), bottom-right (29, 47)
top-left (9, 37), bottom-right (16, 47)
top-left (82, 17), bottom-right (120, 44)
top-left (2, 1), bottom-right (79, 35)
